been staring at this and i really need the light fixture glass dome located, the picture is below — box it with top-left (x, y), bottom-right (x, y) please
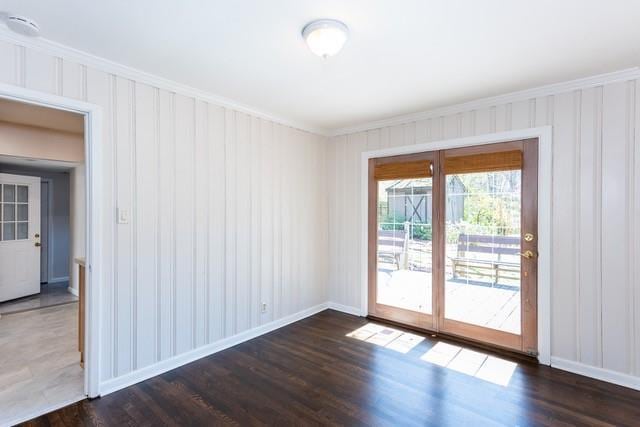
top-left (302, 19), bottom-right (349, 58)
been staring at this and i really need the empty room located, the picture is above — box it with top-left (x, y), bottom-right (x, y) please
top-left (0, 1), bottom-right (639, 426)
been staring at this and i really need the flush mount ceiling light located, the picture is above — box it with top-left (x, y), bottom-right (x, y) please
top-left (302, 19), bottom-right (349, 58)
top-left (4, 14), bottom-right (40, 37)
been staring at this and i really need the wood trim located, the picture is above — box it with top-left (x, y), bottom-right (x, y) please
top-left (433, 150), bottom-right (445, 332)
top-left (367, 159), bottom-right (377, 316)
top-left (521, 138), bottom-right (539, 354)
top-left (444, 150), bottom-right (522, 174)
top-left (374, 160), bottom-right (432, 180)
top-left (367, 138), bottom-right (539, 356)
top-left (441, 318), bottom-right (522, 351)
top-left (367, 314), bottom-right (537, 364)
top-left (368, 152), bottom-right (436, 328)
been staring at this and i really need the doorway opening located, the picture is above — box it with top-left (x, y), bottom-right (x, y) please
top-left (368, 139), bottom-right (539, 356)
top-left (0, 96), bottom-right (87, 424)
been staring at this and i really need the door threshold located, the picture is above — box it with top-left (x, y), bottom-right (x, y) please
top-left (5, 394), bottom-right (86, 426)
top-left (367, 314), bottom-right (538, 365)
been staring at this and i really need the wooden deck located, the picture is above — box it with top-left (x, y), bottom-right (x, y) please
top-left (378, 270), bottom-right (520, 334)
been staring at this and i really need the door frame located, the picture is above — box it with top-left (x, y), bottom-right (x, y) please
top-left (360, 126), bottom-right (552, 365)
top-left (0, 82), bottom-right (104, 399)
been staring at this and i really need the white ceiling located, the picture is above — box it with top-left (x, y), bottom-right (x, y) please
top-left (2, 0), bottom-right (640, 132)
top-left (0, 155), bottom-right (77, 171)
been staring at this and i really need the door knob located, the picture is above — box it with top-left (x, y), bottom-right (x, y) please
top-left (518, 250), bottom-right (535, 259)
top-left (35, 242), bottom-right (41, 247)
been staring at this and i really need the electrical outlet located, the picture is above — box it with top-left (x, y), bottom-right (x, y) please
top-left (261, 303), bottom-right (267, 313)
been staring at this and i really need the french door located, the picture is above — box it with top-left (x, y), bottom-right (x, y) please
top-left (368, 139), bottom-right (538, 355)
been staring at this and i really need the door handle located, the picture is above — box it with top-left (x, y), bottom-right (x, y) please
top-left (518, 250), bottom-right (536, 259)
top-left (35, 242), bottom-right (41, 247)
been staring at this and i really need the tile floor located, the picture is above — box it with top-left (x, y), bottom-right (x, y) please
top-left (0, 282), bottom-right (78, 316)
top-left (0, 303), bottom-right (84, 425)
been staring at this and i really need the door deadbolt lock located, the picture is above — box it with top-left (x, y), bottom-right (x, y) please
top-left (524, 233), bottom-right (534, 242)
top-left (35, 233), bottom-right (40, 238)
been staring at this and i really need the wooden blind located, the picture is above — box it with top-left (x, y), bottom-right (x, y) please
top-left (374, 160), bottom-right (432, 180)
top-left (444, 150), bottom-right (522, 174)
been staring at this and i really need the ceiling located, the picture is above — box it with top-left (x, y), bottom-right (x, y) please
top-left (0, 97), bottom-right (84, 133)
top-left (1, 0), bottom-right (640, 132)
top-left (0, 155), bottom-right (76, 171)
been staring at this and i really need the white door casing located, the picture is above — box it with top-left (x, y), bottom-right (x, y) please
top-left (0, 173), bottom-right (41, 302)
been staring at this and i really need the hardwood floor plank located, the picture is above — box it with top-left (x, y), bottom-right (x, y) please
top-left (20, 310), bottom-right (640, 427)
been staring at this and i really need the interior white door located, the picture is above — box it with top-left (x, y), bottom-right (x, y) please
top-left (0, 173), bottom-right (41, 302)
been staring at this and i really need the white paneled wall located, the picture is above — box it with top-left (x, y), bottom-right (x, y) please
top-left (328, 81), bottom-right (640, 381)
top-left (0, 38), bottom-right (328, 385)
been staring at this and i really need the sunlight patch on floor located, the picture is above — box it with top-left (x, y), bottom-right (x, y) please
top-left (420, 342), bottom-right (517, 386)
top-left (346, 323), bottom-right (424, 354)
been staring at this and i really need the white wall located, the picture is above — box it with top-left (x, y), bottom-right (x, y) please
top-left (327, 77), bottom-right (640, 384)
top-left (0, 37), bottom-right (328, 385)
top-left (0, 120), bottom-right (84, 162)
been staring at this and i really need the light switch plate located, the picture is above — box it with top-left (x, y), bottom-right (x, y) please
top-left (117, 207), bottom-right (129, 224)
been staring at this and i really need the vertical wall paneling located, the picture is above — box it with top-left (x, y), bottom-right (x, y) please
top-left (157, 90), bottom-right (175, 360)
top-left (549, 91), bottom-right (578, 360)
top-left (0, 39), bottom-right (330, 388)
top-left (578, 87), bottom-right (603, 367)
top-left (235, 113), bottom-right (250, 331)
top-left (224, 109), bottom-right (237, 336)
top-left (601, 82), bottom-right (631, 373)
top-left (273, 124), bottom-right (283, 320)
top-left (0, 41), bottom-right (16, 84)
top-left (114, 76), bottom-right (134, 375)
top-left (328, 76), bottom-right (640, 383)
top-left (84, 67), bottom-right (114, 380)
top-left (134, 82), bottom-right (158, 369)
top-left (208, 105), bottom-right (226, 342)
top-left (260, 119), bottom-right (274, 324)
top-left (24, 49), bottom-right (56, 94)
top-left (194, 100), bottom-right (208, 348)
top-left (250, 116), bottom-right (261, 328)
top-left (174, 95), bottom-right (195, 354)
top-left (634, 80), bottom-right (640, 376)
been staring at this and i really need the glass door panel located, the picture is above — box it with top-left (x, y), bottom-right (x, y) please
top-left (377, 177), bottom-right (433, 314)
top-left (444, 170), bottom-right (522, 334)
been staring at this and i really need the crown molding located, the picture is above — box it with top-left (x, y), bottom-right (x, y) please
top-left (0, 27), bottom-right (330, 136)
top-left (329, 67), bottom-right (640, 137)
top-left (2, 27), bottom-right (638, 139)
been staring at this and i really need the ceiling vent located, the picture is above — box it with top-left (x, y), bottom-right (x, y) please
top-left (5, 15), bottom-right (40, 37)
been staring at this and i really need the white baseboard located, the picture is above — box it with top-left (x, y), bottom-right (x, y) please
top-left (551, 357), bottom-right (640, 391)
top-left (67, 286), bottom-right (79, 297)
top-left (99, 302), bottom-right (330, 396)
top-left (327, 302), bottom-right (364, 317)
top-left (48, 276), bottom-right (70, 284)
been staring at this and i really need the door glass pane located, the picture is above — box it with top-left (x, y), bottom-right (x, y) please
top-left (17, 222), bottom-right (28, 240)
top-left (377, 178), bottom-right (433, 314)
top-left (3, 184), bottom-right (15, 202)
top-left (17, 204), bottom-right (28, 221)
top-left (444, 170), bottom-right (521, 334)
top-left (2, 222), bottom-right (15, 241)
top-left (17, 185), bottom-right (28, 202)
top-left (3, 203), bottom-right (15, 221)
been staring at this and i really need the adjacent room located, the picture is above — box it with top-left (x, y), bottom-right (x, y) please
top-left (0, 98), bottom-right (87, 424)
top-left (0, 1), bottom-right (639, 426)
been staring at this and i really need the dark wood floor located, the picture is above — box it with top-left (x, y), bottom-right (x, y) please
top-left (22, 310), bottom-right (640, 426)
